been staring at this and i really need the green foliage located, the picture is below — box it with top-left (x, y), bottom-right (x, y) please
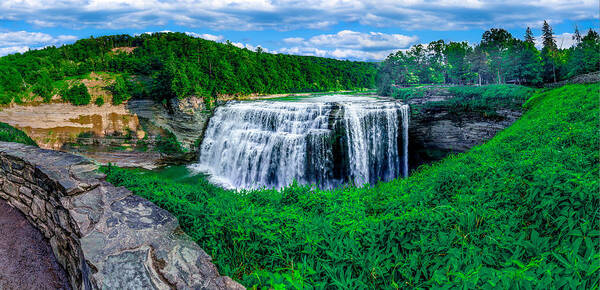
top-left (155, 131), bottom-right (184, 154)
top-left (0, 32), bottom-right (377, 103)
top-left (94, 97), bottom-right (104, 106)
top-left (62, 83), bottom-right (91, 105)
top-left (102, 84), bottom-right (599, 288)
top-left (425, 84), bottom-right (536, 117)
top-left (111, 74), bottom-right (131, 105)
top-left (32, 70), bottom-right (54, 102)
top-left (390, 86), bottom-right (427, 100)
top-left (377, 24), bottom-right (599, 93)
top-left (0, 122), bottom-right (37, 146)
top-left (0, 90), bottom-right (11, 105)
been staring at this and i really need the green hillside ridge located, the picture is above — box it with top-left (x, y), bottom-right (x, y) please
top-left (0, 122), bottom-right (37, 146)
top-left (102, 83), bottom-right (600, 288)
top-left (0, 32), bottom-right (376, 106)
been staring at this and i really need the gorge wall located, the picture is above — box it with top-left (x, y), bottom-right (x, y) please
top-left (0, 141), bottom-right (243, 290)
top-left (128, 96), bottom-right (212, 152)
top-left (406, 93), bottom-right (521, 169)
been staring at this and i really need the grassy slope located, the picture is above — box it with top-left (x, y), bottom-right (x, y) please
top-left (102, 83), bottom-right (599, 289)
top-left (0, 122), bottom-right (37, 146)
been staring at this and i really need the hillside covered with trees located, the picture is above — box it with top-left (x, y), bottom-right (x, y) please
top-left (0, 32), bottom-right (377, 106)
top-left (377, 22), bottom-right (599, 96)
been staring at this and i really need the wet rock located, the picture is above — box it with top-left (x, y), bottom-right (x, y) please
top-left (128, 96), bottom-right (212, 152)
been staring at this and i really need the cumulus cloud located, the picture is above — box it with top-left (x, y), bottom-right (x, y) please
top-left (277, 30), bottom-right (418, 61)
top-left (185, 32), bottom-right (224, 42)
top-left (535, 32), bottom-right (581, 49)
top-left (0, 31), bottom-right (77, 56)
top-left (0, 0), bottom-right (596, 31)
top-left (531, 32), bottom-right (582, 50)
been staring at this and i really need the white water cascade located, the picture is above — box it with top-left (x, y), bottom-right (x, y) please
top-left (191, 95), bottom-right (409, 189)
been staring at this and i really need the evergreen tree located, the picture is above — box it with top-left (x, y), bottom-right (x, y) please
top-left (573, 26), bottom-right (582, 45)
top-left (541, 20), bottom-right (558, 82)
top-left (525, 27), bottom-right (536, 44)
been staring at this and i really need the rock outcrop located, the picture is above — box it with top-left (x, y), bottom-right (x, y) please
top-left (128, 96), bottom-right (212, 152)
top-left (0, 141), bottom-right (244, 290)
top-left (406, 94), bottom-right (521, 169)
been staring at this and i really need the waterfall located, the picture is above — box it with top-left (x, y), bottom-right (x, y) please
top-left (192, 95), bottom-right (409, 189)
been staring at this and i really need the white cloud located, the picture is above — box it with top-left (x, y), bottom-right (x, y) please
top-left (0, 0), bottom-right (596, 31)
top-left (533, 32), bottom-right (579, 49)
top-left (0, 30), bottom-right (77, 56)
top-left (277, 30), bottom-right (418, 61)
top-left (185, 32), bottom-right (224, 42)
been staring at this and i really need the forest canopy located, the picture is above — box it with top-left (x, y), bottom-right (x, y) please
top-left (377, 23), bottom-right (599, 96)
top-left (0, 32), bottom-right (377, 105)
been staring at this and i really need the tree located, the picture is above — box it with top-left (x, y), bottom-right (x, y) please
top-left (111, 75), bottom-right (131, 105)
top-left (62, 83), bottom-right (91, 105)
top-left (444, 42), bottom-right (473, 84)
top-left (573, 26), bottom-right (582, 45)
top-left (171, 67), bottom-right (192, 99)
top-left (541, 20), bottom-right (559, 82)
top-left (480, 28), bottom-right (514, 83)
top-left (567, 29), bottom-right (600, 77)
top-left (525, 27), bottom-right (536, 44)
top-left (32, 69), bottom-right (54, 102)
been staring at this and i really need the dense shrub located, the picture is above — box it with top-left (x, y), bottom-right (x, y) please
top-left (103, 84), bottom-right (599, 288)
top-left (62, 83), bottom-right (91, 105)
top-left (424, 84), bottom-right (536, 116)
top-left (0, 122), bottom-right (37, 146)
top-left (94, 97), bottom-right (104, 106)
top-left (0, 90), bottom-right (11, 105)
top-left (111, 75), bottom-right (131, 105)
top-left (390, 87), bottom-right (427, 100)
top-left (155, 131), bottom-right (184, 154)
top-left (32, 70), bottom-right (54, 102)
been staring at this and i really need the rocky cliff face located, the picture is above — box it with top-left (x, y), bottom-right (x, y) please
top-left (128, 96), bottom-right (212, 152)
top-left (406, 93), bottom-right (521, 170)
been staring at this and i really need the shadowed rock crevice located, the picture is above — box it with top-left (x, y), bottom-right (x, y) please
top-left (0, 141), bottom-right (244, 289)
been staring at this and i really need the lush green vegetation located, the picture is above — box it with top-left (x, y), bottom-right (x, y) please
top-left (0, 122), bottom-right (37, 146)
top-left (155, 131), bottom-right (185, 154)
top-left (102, 83), bottom-right (599, 288)
top-left (437, 84), bottom-right (535, 117)
top-left (377, 23), bottom-right (599, 95)
top-left (0, 32), bottom-right (376, 105)
top-left (61, 83), bottom-right (91, 105)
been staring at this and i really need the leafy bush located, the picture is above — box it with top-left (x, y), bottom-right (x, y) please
top-left (111, 75), bottom-right (131, 105)
top-left (155, 131), bottom-right (184, 154)
top-left (62, 83), bottom-right (91, 105)
top-left (32, 70), bottom-right (54, 102)
top-left (103, 84), bottom-right (599, 289)
top-left (424, 84), bottom-right (536, 117)
top-left (0, 90), bottom-right (11, 105)
top-left (94, 97), bottom-right (104, 106)
top-left (390, 87), bottom-right (426, 100)
top-left (0, 122), bottom-right (37, 146)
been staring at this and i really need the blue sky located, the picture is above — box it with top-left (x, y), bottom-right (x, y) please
top-left (0, 0), bottom-right (598, 60)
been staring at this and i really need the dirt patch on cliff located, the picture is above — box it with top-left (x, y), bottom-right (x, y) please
top-left (0, 199), bottom-right (71, 289)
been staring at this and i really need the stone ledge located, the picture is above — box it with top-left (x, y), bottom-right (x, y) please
top-left (0, 141), bottom-right (244, 290)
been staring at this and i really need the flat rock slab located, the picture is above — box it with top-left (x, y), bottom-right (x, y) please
top-left (0, 141), bottom-right (244, 289)
top-left (0, 198), bottom-right (70, 289)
